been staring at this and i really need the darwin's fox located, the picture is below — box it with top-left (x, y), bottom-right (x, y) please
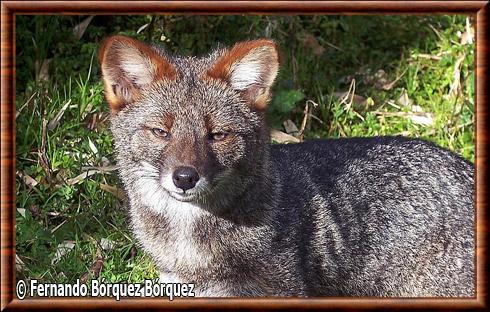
top-left (99, 36), bottom-right (475, 297)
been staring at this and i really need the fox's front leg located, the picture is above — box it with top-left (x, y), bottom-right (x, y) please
top-left (158, 270), bottom-right (182, 284)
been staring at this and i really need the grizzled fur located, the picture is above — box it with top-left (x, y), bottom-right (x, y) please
top-left (99, 36), bottom-right (475, 297)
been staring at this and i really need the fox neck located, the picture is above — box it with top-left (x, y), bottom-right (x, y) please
top-left (205, 148), bottom-right (277, 224)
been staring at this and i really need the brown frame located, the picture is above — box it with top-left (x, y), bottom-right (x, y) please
top-left (1, 1), bottom-right (488, 310)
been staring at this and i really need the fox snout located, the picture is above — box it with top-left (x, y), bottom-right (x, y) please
top-left (172, 166), bottom-right (200, 192)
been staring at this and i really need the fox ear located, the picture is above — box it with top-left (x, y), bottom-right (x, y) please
top-left (206, 40), bottom-right (280, 110)
top-left (98, 35), bottom-right (176, 113)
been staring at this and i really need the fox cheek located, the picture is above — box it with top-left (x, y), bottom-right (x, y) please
top-left (211, 139), bottom-right (246, 168)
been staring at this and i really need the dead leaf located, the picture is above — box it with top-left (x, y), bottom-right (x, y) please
top-left (410, 114), bottom-right (434, 126)
top-left (66, 170), bottom-right (99, 185)
top-left (371, 69), bottom-right (389, 89)
top-left (88, 137), bottom-right (99, 156)
top-left (84, 112), bottom-right (110, 131)
top-left (16, 92), bottom-right (38, 119)
top-left (50, 220), bottom-right (67, 234)
top-left (101, 157), bottom-right (111, 167)
top-left (16, 170), bottom-right (38, 188)
top-left (397, 89), bottom-right (412, 107)
top-left (380, 68), bottom-right (407, 91)
top-left (17, 208), bottom-right (26, 218)
top-left (373, 111), bottom-right (434, 126)
top-left (51, 241), bottom-right (75, 265)
top-left (73, 16), bottom-right (94, 40)
top-left (81, 165), bottom-right (118, 172)
top-left (47, 99), bottom-right (71, 130)
top-left (35, 59), bottom-right (51, 82)
top-left (333, 92), bottom-right (368, 111)
top-left (283, 119), bottom-right (299, 134)
top-left (99, 238), bottom-right (116, 251)
top-left (137, 23), bottom-right (149, 34)
top-left (270, 129), bottom-right (300, 144)
top-left (99, 183), bottom-right (126, 200)
top-left (298, 100), bottom-right (320, 141)
top-left (129, 246), bottom-right (138, 259)
top-left (411, 105), bottom-right (424, 113)
top-left (38, 118), bottom-right (55, 184)
top-left (80, 257), bottom-right (104, 283)
top-left (447, 54), bottom-right (465, 98)
top-left (460, 17), bottom-right (474, 45)
top-left (410, 53), bottom-right (442, 61)
top-left (334, 91), bottom-right (367, 105)
top-left (16, 255), bottom-right (26, 271)
top-left (28, 205), bottom-right (41, 219)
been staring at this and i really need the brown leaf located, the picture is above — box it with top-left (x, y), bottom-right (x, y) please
top-left (16, 170), bottom-right (38, 188)
top-left (66, 170), bottom-right (99, 186)
top-left (80, 257), bottom-right (104, 283)
top-left (81, 165), bottom-right (118, 172)
top-left (301, 34), bottom-right (325, 57)
top-left (270, 129), bottom-right (300, 144)
top-left (83, 112), bottom-right (110, 131)
top-left (333, 91), bottom-right (368, 111)
top-left (28, 205), bottom-right (41, 219)
top-left (99, 183), bottom-right (126, 200)
top-left (129, 246), bottom-right (138, 259)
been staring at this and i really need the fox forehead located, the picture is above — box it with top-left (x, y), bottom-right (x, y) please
top-left (124, 80), bottom-right (255, 132)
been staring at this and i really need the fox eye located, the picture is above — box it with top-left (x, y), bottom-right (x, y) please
top-left (209, 131), bottom-right (229, 142)
top-left (151, 128), bottom-right (170, 139)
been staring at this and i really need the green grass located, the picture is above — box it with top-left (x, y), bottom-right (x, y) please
top-left (15, 15), bottom-right (474, 285)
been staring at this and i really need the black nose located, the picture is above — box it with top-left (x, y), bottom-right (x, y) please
top-left (172, 166), bottom-right (200, 191)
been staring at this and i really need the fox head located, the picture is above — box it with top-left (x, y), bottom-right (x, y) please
top-left (99, 36), bottom-right (279, 213)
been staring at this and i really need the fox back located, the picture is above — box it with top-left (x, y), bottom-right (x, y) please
top-left (99, 36), bottom-right (475, 297)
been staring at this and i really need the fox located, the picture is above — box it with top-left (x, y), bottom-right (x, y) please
top-left (98, 35), bottom-right (475, 297)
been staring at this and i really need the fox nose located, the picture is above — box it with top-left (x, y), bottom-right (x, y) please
top-left (172, 166), bottom-right (200, 191)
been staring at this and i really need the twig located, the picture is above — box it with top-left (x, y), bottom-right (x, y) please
top-left (16, 92), bottom-right (38, 119)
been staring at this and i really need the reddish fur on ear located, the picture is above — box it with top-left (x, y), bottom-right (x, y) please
top-left (207, 40), bottom-right (277, 80)
top-left (99, 35), bottom-right (176, 113)
top-left (206, 39), bottom-right (280, 110)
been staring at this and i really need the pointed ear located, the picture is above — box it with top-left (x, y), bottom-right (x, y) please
top-left (206, 40), bottom-right (280, 110)
top-left (98, 35), bottom-right (176, 113)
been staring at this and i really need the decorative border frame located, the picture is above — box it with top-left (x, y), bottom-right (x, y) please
top-left (1, 1), bottom-right (488, 310)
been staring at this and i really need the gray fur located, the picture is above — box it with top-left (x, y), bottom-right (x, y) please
top-left (102, 37), bottom-right (475, 297)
